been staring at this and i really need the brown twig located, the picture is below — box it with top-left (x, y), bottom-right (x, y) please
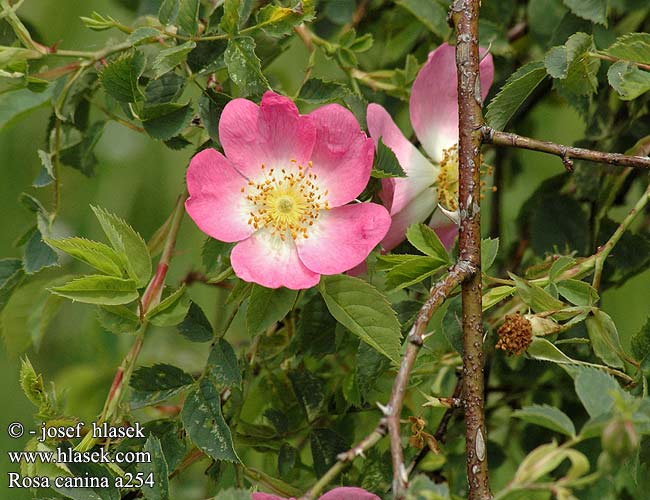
top-left (387, 262), bottom-right (474, 498)
top-left (483, 127), bottom-right (650, 170)
top-left (450, 1), bottom-right (492, 499)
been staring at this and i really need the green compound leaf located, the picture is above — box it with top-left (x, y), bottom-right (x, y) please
top-left (49, 275), bottom-right (138, 305)
top-left (130, 363), bottom-right (194, 409)
top-left (224, 36), bottom-right (269, 97)
top-left (395, 0), bottom-right (450, 39)
top-left (207, 338), bottom-right (241, 388)
top-left (146, 286), bottom-right (190, 327)
top-left (178, 301), bottom-right (213, 342)
top-left (91, 205), bottom-right (152, 287)
top-left (513, 404), bottom-right (576, 437)
top-left (485, 61), bottom-right (548, 131)
top-left (607, 60), bottom-right (650, 101)
top-left (23, 228), bottom-right (58, 275)
top-left (45, 237), bottom-right (124, 277)
top-left (99, 51), bottom-right (145, 103)
top-left (139, 435), bottom-right (169, 500)
top-left (407, 223), bottom-right (449, 262)
top-left (181, 378), bottom-right (240, 462)
top-left (371, 138), bottom-right (407, 179)
top-left (385, 255), bottom-right (446, 290)
top-left (320, 275), bottom-right (401, 363)
top-left (585, 309), bottom-right (624, 369)
top-left (141, 102), bottom-right (192, 141)
top-left (152, 42), bottom-right (196, 79)
top-left (544, 32), bottom-right (600, 97)
top-left (159, 0), bottom-right (200, 35)
top-left (605, 33), bottom-right (650, 65)
top-left (563, 0), bottom-right (607, 25)
top-left (297, 78), bottom-right (350, 104)
top-left (246, 285), bottom-right (297, 335)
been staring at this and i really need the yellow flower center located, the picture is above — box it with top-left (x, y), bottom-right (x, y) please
top-left (244, 160), bottom-right (330, 241)
top-left (437, 145), bottom-right (460, 211)
top-left (436, 144), bottom-right (494, 211)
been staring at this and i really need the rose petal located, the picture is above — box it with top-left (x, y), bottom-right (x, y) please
top-left (296, 203), bottom-right (390, 275)
top-left (251, 494), bottom-right (291, 500)
top-left (219, 91), bottom-right (316, 177)
top-left (320, 487), bottom-right (381, 500)
top-left (410, 43), bottom-right (494, 162)
top-left (231, 229), bottom-right (320, 290)
top-left (367, 103), bottom-right (438, 215)
top-left (381, 187), bottom-right (438, 251)
top-left (185, 148), bottom-right (253, 243)
top-left (307, 104), bottom-right (375, 207)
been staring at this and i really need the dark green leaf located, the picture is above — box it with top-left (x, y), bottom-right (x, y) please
top-left (297, 78), bottom-right (349, 104)
top-left (145, 72), bottom-right (186, 105)
top-left (198, 90), bottom-right (230, 144)
top-left (159, 0), bottom-right (200, 35)
top-left (207, 338), bottom-right (241, 388)
top-left (178, 302), bottom-right (213, 342)
top-left (310, 428), bottom-right (347, 476)
top-left (289, 369), bottom-right (325, 420)
top-left (224, 36), bottom-right (269, 96)
top-left (141, 102), bottom-right (192, 141)
top-left (486, 61), bottom-right (548, 131)
top-left (59, 121), bottom-right (106, 177)
top-left (126, 27), bottom-right (161, 45)
top-left (100, 51), bottom-right (145, 103)
top-left (23, 228), bottom-right (58, 274)
top-left (319, 275), bottom-right (401, 363)
top-left (0, 258), bottom-right (24, 312)
top-left (513, 404), bottom-right (576, 436)
top-left (278, 443), bottom-right (297, 477)
top-left (33, 150), bottom-right (54, 187)
top-left (246, 285), bottom-right (297, 335)
top-left (181, 378), bottom-right (240, 462)
top-left (131, 363), bottom-right (194, 408)
top-left (50, 275), bottom-right (138, 305)
top-left (91, 205), bottom-right (152, 287)
top-left (509, 273), bottom-right (566, 314)
top-left (295, 293), bottom-right (336, 356)
top-left (371, 138), bottom-right (407, 178)
top-left (529, 194), bottom-right (589, 255)
top-left (355, 341), bottom-right (389, 402)
top-left (152, 42), bottom-right (196, 79)
top-left (396, 0), bottom-right (450, 39)
top-left (607, 60), bottom-right (650, 100)
top-left (563, 0), bottom-right (607, 25)
top-left (631, 317), bottom-right (650, 361)
top-left (139, 435), bottom-right (169, 500)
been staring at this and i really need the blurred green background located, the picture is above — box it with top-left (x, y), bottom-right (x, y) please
top-left (1, 1), bottom-right (649, 499)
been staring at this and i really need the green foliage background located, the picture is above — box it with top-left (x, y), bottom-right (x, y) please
top-left (1, 0), bottom-right (650, 499)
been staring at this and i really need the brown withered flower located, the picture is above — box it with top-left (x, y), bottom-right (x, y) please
top-left (408, 416), bottom-right (440, 453)
top-left (496, 313), bottom-right (532, 356)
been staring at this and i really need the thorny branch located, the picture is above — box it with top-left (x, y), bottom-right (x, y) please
top-left (483, 127), bottom-right (650, 170)
top-left (450, 1), bottom-right (492, 499)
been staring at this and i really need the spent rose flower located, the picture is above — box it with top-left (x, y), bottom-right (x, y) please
top-left (367, 43), bottom-right (494, 251)
top-left (252, 486), bottom-right (380, 500)
top-left (186, 91), bottom-right (391, 289)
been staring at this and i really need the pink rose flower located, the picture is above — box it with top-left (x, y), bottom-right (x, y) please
top-left (186, 91), bottom-right (391, 289)
top-left (367, 43), bottom-right (494, 251)
top-left (252, 486), bottom-right (380, 500)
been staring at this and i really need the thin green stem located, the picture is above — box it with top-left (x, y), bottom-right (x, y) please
top-left (592, 181), bottom-right (650, 289)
